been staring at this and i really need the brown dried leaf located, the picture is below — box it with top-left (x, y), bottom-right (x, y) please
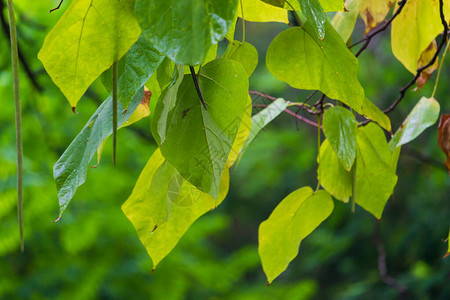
top-left (437, 114), bottom-right (450, 174)
top-left (417, 40), bottom-right (439, 91)
top-left (360, 0), bottom-right (395, 34)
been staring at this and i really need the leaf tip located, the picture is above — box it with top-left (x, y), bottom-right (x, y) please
top-left (150, 268), bottom-right (155, 274)
top-left (266, 282), bottom-right (271, 287)
top-left (152, 224), bottom-right (158, 233)
top-left (72, 107), bottom-right (76, 114)
top-left (443, 252), bottom-right (449, 259)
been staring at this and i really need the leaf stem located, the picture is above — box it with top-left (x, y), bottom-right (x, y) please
top-left (432, 39), bottom-right (449, 98)
top-left (315, 114), bottom-right (321, 192)
top-left (285, 0), bottom-right (302, 27)
top-left (112, 60), bottom-right (118, 165)
top-left (190, 66), bottom-right (207, 110)
top-left (239, 0), bottom-right (245, 42)
top-left (7, 0), bottom-right (23, 252)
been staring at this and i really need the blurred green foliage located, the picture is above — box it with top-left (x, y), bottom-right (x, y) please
top-left (1, 2), bottom-right (449, 299)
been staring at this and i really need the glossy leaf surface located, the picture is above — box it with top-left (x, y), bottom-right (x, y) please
top-left (323, 106), bottom-right (357, 171)
top-left (136, 0), bottom-right (238, 65)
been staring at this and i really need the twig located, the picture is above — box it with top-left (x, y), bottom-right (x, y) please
top-left (351, 0), bottom-right (408, 58)
top-left (249, 90), bottom-right (320, 127)
top-left (374, 222), bottom-right (408, 296)
top-left (6, 0), bottom-right (24, 252)
top-left (50, 0), bottom-right (64, 13)
top-left (0, 0), bottom-right (42, 92)
top-left (383, 0), bottom-right (449, 114)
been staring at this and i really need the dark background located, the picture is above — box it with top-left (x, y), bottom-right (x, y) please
top-left (1, 1), bottom-right (449, 299)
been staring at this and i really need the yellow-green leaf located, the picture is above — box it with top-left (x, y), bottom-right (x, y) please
top-left (227, 95), bottom-right (252, 168)
top-left (38, 0), bottom-right (141, 108)
top-left (391, 0), bottom-right (449, 74)
top-left (122, 148), bottom-right (230, 269)
top-left (259, 187), bottom-right (334, 284)
top-left (361, 98), bottom-right (392, 132)
top-left (360, 0), bottom-right (394, 34)
top-left (331, 0), bottom-right (364, 42)
top-left (266, 22), bottom-right (365, 113)
top-left (444, 229), bottom-right (450, 259)
top-left (239, 0), bottom-right (289, 23)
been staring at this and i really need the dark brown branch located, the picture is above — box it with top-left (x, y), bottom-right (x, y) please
top-left (351, 0), bottom-right (408, 58)
top-left (374, 222), bottom-right (408, 297)
top-left (383, 0), bottom-right (449, 114)
top-left (0, 0), bottom-right (42, 92)
top-left (50, 0), bottom-right (64, 13)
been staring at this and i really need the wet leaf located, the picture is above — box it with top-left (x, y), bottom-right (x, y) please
top-left (323, 106), bottom-right (357, 171)
top-left (361, 98), bottom-right (392, 132)
top-left (54, 89), bottom-right (145, 217)
top-left (100, 36), bottom-right (164, 109)
top-left (300, 0), bottom-right (327, 40)
top-left (38, 0), bottom-right (141, 108)
top-left (389, 97), bottom-right (440, 150)
top-left (136, 0), bottom-right (238, 65)
top-left (267, 22), bottom-right (365, 113)
top-left (259, 187), bottom-right (334, 284)
top-left (437, 114), bottom-right (450, 174)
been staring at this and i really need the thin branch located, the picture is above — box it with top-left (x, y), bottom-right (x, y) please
top-left (0, 0), bottom-right (42, 92)
top-left (383, 0), bottom-right (449, 114)
top-left (351, 0), bottom-right (408, 58)
top-left (374, 222), bottom-right (408, 297)
top-left (249, 90), bottom-right (321, 127)
top-left (49, 0), bottom-right (64, 13)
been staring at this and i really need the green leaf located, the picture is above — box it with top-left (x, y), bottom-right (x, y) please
top-left (355, 123), bottom-right (397, 219)
top-left (389, 97), bottom-right (440, 151)
top-left (122, 148), bottom-right (230, 269)
top-left (319, 123), bottom-right (398, 215)
top-left (361, 97), bottom-right (391, 132)
top-left (331, 0), bottom-right (363, 42)
top-left (259, 187), bottom-right (334, 284)
top-left (152, 59), bottom-right (248, 198)
top-left (323, 107), bottom-right (357, 171)
top-left (223, 41), bottom-right (259, 76)
top-left (318, 140), bottom-right (351, 202)
top-left (152, 64), bottom-right (186, 145)
top-left (299, 0), bottom-right (327, 39)
top-left (38, 0), bottom-right (141, 108)
top-left (136, 0), bottom-right (238, 65)
top-left (266, 22), bottom-right (364, 112)
top-left (54, 89), bottom-right (145, 217)
top-left (100, 36), bottom-right (164, 109)
top-left (236, 98), bottom-right (289, 164)
top-left (238, 0), bottom-right (289, 23)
